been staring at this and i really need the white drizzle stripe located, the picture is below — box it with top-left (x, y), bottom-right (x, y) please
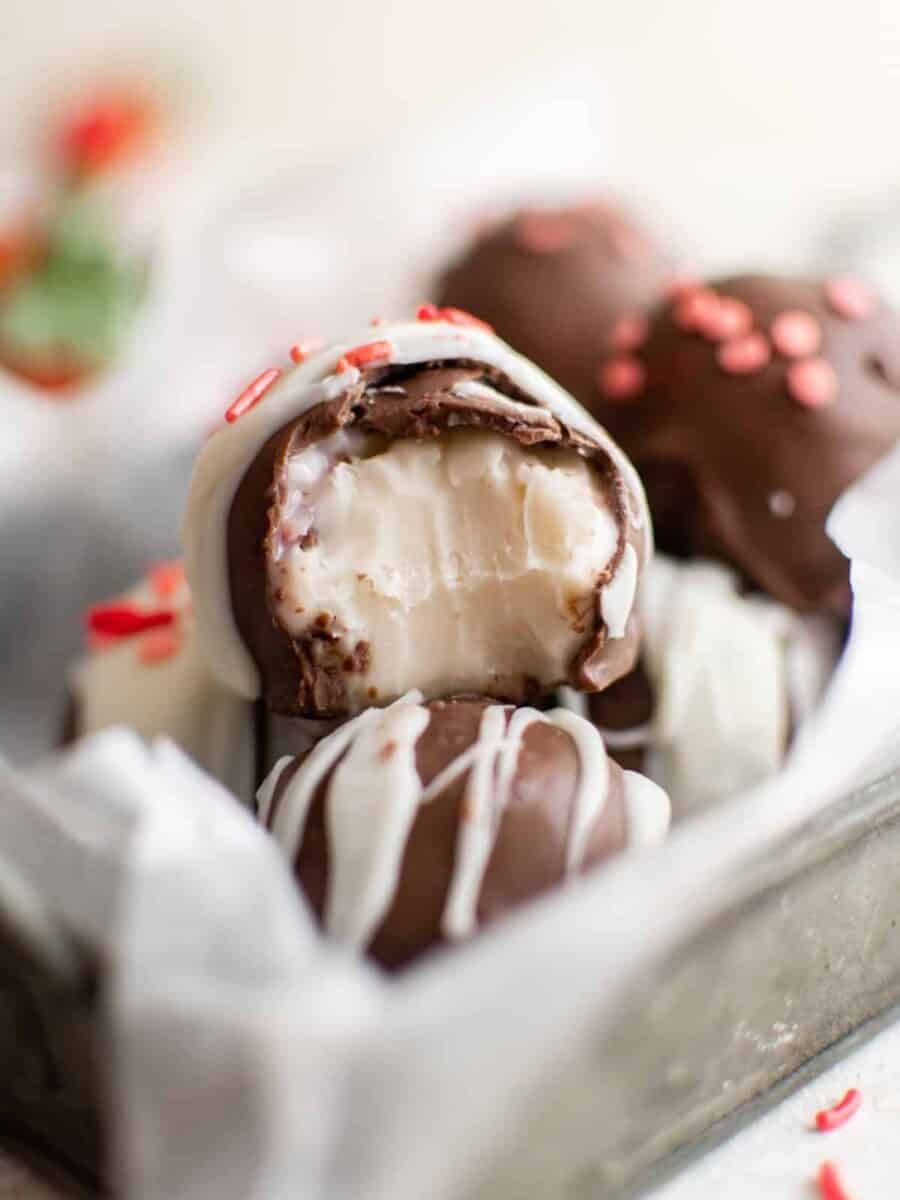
top-left (269, 690), bottom-right (424, 860)
top-left (441, 705), bottom-right (509, 940)
top-left (545, 707), bottom-right (611, 873)
top-left (601, 542), bottom-right (639, 640)
top-left (324, 703), bottom-right (431, 948)
top-left (494, 707), bottom-right (544, 815)
top-left (555, 686), bottom-right (588, 718)
top-left (182, 319), bottom-right (650, 702)
top-left (418, 743), bottom-right (484, 806)
top-left (622, 770), bottom-right (671, 848)
top-left (255, 756), bottom-right (292, 825)
top-left (595, 723), bottom-right (653, 752)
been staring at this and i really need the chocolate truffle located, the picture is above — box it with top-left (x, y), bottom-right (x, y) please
top-left (183, 314), bottom-right (651, 719)
top-left (256, 694), bottom-right (670, 968)
top-left (595, 275), bottom-right (900, 615)
top-left (436, 200), bottom-right (674, 421)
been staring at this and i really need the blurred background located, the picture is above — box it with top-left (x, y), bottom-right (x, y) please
top-left (6, 0), bottom-right (900, 270)
top-left (5, 0), bottom-right (900, 760)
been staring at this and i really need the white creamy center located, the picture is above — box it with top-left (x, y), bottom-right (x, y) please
top-left (270, 430), bottom-right (619, 708)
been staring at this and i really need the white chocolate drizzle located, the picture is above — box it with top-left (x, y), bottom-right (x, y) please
top-left (594, 723), bottom-right (653, 752)
top-left (324, 702), bottom-right (431, 947)
top-left (257, 699), bottom-right (670, 952)
top-left (442, 704), bottom-right (510, 939)
top-left (600, 542), bottom-right (639, 640)
top-left (545, 706), bottom-right (611, 872)
top-left (622, 771), bottom-right (672, 848)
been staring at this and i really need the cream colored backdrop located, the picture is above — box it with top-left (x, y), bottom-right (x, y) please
top-left (4, 0), bottom-right (900, 270)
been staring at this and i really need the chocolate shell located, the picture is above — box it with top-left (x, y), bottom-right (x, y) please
top-left (437, 201), bottom-right (673, 422)
top-left (595, 275), bottom-right (900, 614)
top-left (257, 694), bottom-right (670, 968)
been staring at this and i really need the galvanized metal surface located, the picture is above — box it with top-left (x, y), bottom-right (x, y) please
top-left (477, 769), bottom-right (900, 1198)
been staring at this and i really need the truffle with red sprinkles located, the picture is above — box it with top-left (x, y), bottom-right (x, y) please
top-left (436, 199), bottom-right (674, 422)
top-left (596, 274), bottom-right (900, 615)
top-left (64, 562), bottom-right (256, 801)
top-left (183, 315), bottom-right (651, 720)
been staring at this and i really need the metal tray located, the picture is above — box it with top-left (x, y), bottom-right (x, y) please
top-left (3, 769), bottom-right (900, 1198)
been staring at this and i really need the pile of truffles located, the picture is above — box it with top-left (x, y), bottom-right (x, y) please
top-left (65, 232), bottom-right (900, 961)
top-left (179, 310), bottom-right (671, 966)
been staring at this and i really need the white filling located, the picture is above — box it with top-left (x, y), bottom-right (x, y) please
top-left (270, 430), bottom-right (619, 709)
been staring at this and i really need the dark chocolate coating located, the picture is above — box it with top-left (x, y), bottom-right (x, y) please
top-left (228, 360), bottom-right (645, 718)
top-left (264, 697), bottom-right (629, 969)
top-left (601, 275), bottom-right (900, 615)
top-left (437, 201), bottom-right (673, 422)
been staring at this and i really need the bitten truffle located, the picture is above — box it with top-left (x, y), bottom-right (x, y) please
top-left (437, 200), bottom-right (674, 422)
top-left (183, 315), bottom-right (651, 718)
top-left (256, 694), bottom-right (670, 968)
top-left (594, 275), bottom-right (900, 615)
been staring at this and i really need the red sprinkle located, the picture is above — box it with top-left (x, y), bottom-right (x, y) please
top-left (716, 332), bottom-right (771, 375)
top-left (149, 560), bottom-right (185, 601)
top-left (701, 296), bottom-right (754, 342)
top-left (139, 628), bottom-right (181, 665)
top-left (825, 277), bottom-right (876, 321)
top-left (514, 211), bottom-right (576, 254)
top-left (787, 357), bottom-right (838, 408)
top-left (289, 337), bottom-right (324, 364)
top-left (87, 631), bottom-right (122, 653)
top-left (224, 368), bottom-right (281, 423)
top-left (342, 340), bottom-right (393, 369)
top-left (664, 274), bottom-right (700, 300)
top-left (608, 313), bottom-right (649, 353)
top-left (598, 355), bottom-right (646, 400)
top-left (673, 287), bottom-right (720, 332)
top-left (771, 309), bottom-right (822, 358)
top-left (86, 603), bottom-right (175, 638)
top-left (816, 1088), bottom-right (862, 1133)
top-left (817, 1161), bottom-right (852, 1200)
top-left (608, 221), bottom-right (648, 262)
top-left (416, 303), bottom-right (494, 333)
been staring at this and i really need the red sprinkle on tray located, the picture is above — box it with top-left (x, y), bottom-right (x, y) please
top-left (224, 368), bottom-right (281, 423)
top-left (816, 1088), bottom-right (862, 1133)
top-left (817, 1160), bottom-right (853, 1200)
top-left (86, 603), bottom-right (175, 638)
top-left (416, 303), bottom-right (494, 333)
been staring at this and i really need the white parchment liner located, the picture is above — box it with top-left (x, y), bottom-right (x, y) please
top-left (1, 442), bottom-right (899, 1200)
